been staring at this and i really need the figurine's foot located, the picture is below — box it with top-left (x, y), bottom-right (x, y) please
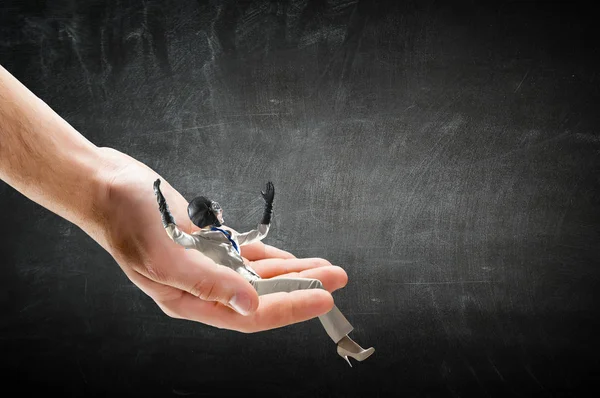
top-left (336, 335), bottom-right (375, 367)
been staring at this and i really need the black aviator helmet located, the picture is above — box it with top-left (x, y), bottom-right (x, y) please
top-left (187, 196), bottom-right (222, 228)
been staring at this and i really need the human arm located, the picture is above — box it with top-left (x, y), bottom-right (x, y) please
top-left (0, 64), bottom-right (347, 330)
top-left (0, 65), bottom-right (108, 237)
top-left (0, 63), bottom-right (257, 317)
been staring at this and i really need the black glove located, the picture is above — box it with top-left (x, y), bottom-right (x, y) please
top-left (260, 181), bottom-right (274, 225)
top-left (153, 179), bottom-right (175, 227)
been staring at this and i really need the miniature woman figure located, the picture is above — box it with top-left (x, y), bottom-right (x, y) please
top-left (153, 179), bottom-right (374, 366)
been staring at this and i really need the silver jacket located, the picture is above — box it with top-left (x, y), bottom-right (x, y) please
top-left (165, 223), bottom-right (270, 281)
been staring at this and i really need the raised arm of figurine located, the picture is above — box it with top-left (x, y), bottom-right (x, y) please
top-left (153, 179), bottom-right (197, 249)
top-left (237, 182), bottom-right (274, 246)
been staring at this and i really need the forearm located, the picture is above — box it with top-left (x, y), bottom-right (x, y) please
top-left (238, 223), bottom-right (270, 245)
top-left (0, 65), bottom-right (108, 233)
top-left (261, 204), bottom-right (272, 225)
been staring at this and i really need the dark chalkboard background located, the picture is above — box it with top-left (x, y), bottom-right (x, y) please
top-left (1, 0), bottom-right (598, 396)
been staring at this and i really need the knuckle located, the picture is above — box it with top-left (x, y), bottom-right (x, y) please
top-left (270, 297), bottom-right (295, 326)
top-left (190, 278), bottom-right (219, 301)
top-left (283, 300), bottom-right (298, 326)
top-left (158, 303), bottom-right (181, 319)
top-left (311, 257), bottom-right (332, 267)
top-left (143, 264), bottom-right (168, 283)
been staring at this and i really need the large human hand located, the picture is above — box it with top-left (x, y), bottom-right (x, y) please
top-left (93, 148), bottom-right (348, 332)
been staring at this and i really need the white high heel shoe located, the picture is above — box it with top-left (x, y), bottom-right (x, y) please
top-left (336, 335), bottom-right (375, 367)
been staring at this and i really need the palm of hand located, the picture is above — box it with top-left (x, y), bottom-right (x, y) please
top-left (95, 149), bottom-right (348, 332)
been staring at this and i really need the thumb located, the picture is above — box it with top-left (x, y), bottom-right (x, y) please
top-left (165, 250), bottom-right (260, 316)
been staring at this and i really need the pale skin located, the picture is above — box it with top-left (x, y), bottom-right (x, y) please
top-left (0, 64), bottom-right (348, 332)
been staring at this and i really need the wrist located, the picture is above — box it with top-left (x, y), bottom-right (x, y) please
top-left (80, 147), bottom-right (138, 245)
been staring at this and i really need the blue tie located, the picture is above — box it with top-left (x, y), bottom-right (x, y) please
top-left (211, 227), bottom-right (239, 253)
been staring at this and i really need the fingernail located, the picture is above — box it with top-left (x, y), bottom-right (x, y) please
top-left (228, 293), bottom-right (251, 316)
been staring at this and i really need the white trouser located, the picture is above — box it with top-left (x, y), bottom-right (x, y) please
top-left (250, 277), bottom-right (353, 343)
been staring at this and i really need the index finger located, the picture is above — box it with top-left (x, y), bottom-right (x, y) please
top-left (240, 241), bottom-right (296, 261)
top-left (160, 288), bottom-right (334, 333)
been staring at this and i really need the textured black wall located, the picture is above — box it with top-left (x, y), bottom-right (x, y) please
top-left (1, 1), bottom-right (598, 396)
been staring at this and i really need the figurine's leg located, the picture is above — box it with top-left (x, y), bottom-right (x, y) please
top-left (250, 277), bottom-right (353, 343)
